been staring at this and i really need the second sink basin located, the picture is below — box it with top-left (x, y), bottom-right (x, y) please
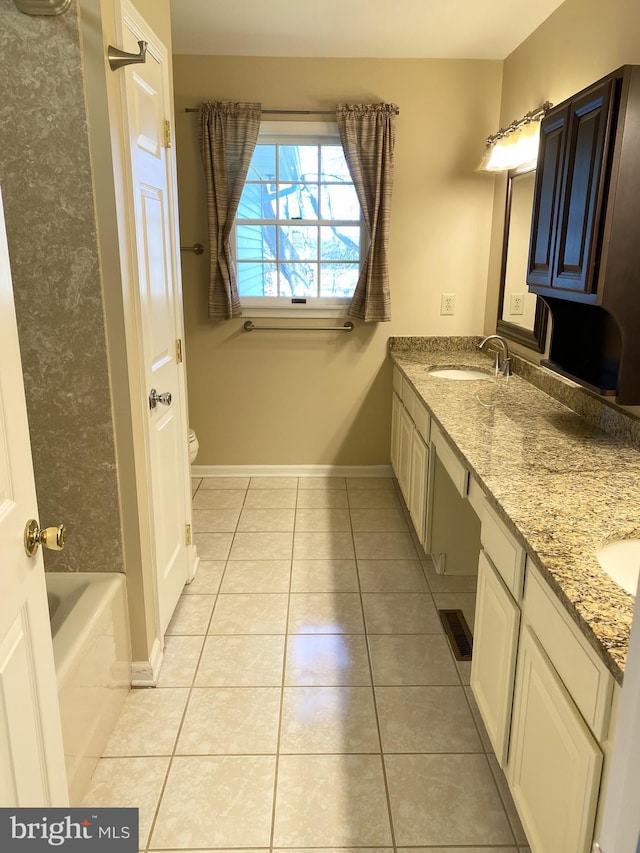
top-left (596, 539), bottom-right (640, 596)
top-left (428, 366), bottom-right (493, 381)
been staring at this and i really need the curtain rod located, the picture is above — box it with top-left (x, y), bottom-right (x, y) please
top-left (185, 107), bottom-right (400, 116)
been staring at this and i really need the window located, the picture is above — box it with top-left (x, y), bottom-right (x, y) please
top-left (235, 122), bottom-right (364, 316)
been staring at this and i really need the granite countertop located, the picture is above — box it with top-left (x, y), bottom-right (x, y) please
top-left (389, 337), bottom-right (640, 684)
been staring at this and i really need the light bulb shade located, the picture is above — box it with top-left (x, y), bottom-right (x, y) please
top-left (477, 121), bottom-right (541, 173)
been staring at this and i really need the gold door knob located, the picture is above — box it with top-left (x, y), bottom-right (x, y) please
top-left (24, 519), bottom-right (66, 557)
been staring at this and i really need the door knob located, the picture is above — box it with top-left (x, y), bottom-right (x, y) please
top-left (149, 388), bottom-right (172, 409)
top-left (24, 519), bottom-right (66, 557)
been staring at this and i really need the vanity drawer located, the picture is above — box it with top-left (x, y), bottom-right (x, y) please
top-left (524, 559), bottom-right (614, 741)
top-left (481, 503), bottom-right (525, 600)
top-left (413, 399), bottom-right (431, 443)
top-left (430, 422), bottom-right (468, 497)
top-left (392, 367), bottom-right (403, 396)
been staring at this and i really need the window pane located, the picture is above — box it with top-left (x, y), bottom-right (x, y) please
top-left (320, 184), bottom-right (360, 220)
top-left (279, 263), bottom-right (318, 298)
top-left (238, 183), bottom-right (276, 219)
top-left (236, 225), bottom-right (276, 260)
top-left (238, 262), bottom-right (278, 297)
top-left (247, 145), bottom-right (276, 181)
top-left (320, 225), bottom-right (360, 261)
top-left (279, 225), bottom-right (318, 261)
top-left (320, 145), bottom-right (351, 182)
top-left (320, 263), bottom-right (359, 297)
top-left (279, 145), bottom-right (319, 182)
top-left (278, 184), bottom-right (318, 220)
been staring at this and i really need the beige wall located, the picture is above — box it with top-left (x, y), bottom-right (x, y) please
top-left (483, 0), bottom-right (640, 358)
top-left (173, 56), bottom-right (502, 465)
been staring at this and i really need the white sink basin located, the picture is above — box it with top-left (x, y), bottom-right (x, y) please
top-left (596, 539), bottom-right (640, 596)
top-left (428, 367), bottom-right (493, 381)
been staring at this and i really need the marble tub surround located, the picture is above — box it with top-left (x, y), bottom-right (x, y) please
top-left (390, 341), bottom-right (640, 682)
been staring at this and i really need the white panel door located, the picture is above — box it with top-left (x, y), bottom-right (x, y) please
top-left (0, 187), bottom-right (68, 806)
top-left (118, 4), bottom-right (190, 634)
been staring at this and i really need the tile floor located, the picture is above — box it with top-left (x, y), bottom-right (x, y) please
top-left (83, 475), bottom-right (531, 853)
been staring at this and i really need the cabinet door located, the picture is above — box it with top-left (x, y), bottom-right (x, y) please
top-left (471, 551), bottom-right (520, 767)
top-left (390, 391), bottom-right (402, 478)
top-left (553, 78), bottom-right (615, 293)
top-left (508, 625), bottom-right (603, 853)
top-left (397, 404), bottom-right (413, 506)
top-left (408, 429), bottom-right (428, 546)
top-left (527, 106), bottom-right (568, 288)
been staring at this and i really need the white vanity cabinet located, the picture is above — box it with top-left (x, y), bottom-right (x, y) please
top-left (390, 368), bottom-right (431, 546)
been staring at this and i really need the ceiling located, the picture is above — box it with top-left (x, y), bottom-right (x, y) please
top-left (170, 0), bottom-right (565, 60)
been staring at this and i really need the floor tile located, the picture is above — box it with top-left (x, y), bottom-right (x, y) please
top-left (357, 559), bottom-right (428, 592)
top-left (192, 508), bottom-right (240, 533)
top-left (295, 508), bottom-right (351, 531)
top-left (298, 476), bottom-right (346, 489)
top-left (293, 531), bottom-right (355, 559)
top-left (195, 635), bottom-right (285, 686)
top-left (220, 559), bottom-right (291, 593)
top-left (346, 477), bottom-right (395, 490)
top-left (280, 686), bottom-right (379, 753)
top-left (455, 658), bottom-right (472, 686)
top-left (103, 688), bottom-right (188, 756)
top-left (385, 754), bottom-right (514, 847)
top-left (354, 531), bottom-right (418, 560)
top-left (250, 476), bottom-right (298, 489)
top-left (291, 559), bottom-right (359, 592)
top-left (190, 477), bottom-right (201, 497)
top-left (347, 490), bottom-right (401, 509)
top-left (368, 635), bottom-right (460, 685)
top-left (156, 636), bottom-right (205, 687)
top-left (177, 687), bottom-right (281, 754)
top-left (199, 476), bottom-right (250, 489)
top-left (166, 595), bottom-right (215, 635)
top-left (433, 592), bottom-right (478, 631)
top-left (182, 561), bottom-right (224, 595)
top-left (273, 754), bottom-right (392, 846)
top-left (488, 753), bottom-right (529, 846)
top-left (192, 532), bottom-right (233, 560)
top-left (296, 489), bottom-right (349, 509)
top-left (229, 531), bottom-right (293, 560)
top-left (285, 635), bottom-right (371, 685)
top-left (288, 593), bottom-right (365, 634)
top-left (151, 756), bottom-right (276, 848)
top-left (209, 593), bottom-right (289, 634)
top-left (238, 507), bottom-right (296, 532)
top-left (375, 686), bottom-right (483, 753)
top-left (81, 757), bottom-right (169, 848)
top-left (350, 507), bottom-right (409, 531)
top-left (464, 685), bottom-right (494, 753)
top-left (244, 489), bottom-right (298, 508)
top-left (192, 489), bottom-right (246, 510)
top-left (397, 848), bottom-right (517, 853)
top-left (362, 593), bottom-right (441, 633)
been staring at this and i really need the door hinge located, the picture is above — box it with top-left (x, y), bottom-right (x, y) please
top-left (163, 119), bottom-right (172, 148)
top-left (176, 338), bottom-right (183, 363)
top-left (185, 524), bottom-right (192, 546)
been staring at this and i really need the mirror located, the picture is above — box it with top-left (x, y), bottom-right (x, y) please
top-left (496, 166), bottom-right (548, 352)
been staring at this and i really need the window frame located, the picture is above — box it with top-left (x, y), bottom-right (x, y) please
top-left (235, 121), bottom-right (365, 319)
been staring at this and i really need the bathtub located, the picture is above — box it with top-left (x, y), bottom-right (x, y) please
top-left (46, 572), bottom-right (131, 805)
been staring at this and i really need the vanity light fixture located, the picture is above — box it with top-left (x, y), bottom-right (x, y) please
top-left (477, 101), bottom-right (553, 173)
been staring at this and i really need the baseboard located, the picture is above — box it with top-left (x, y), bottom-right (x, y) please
top-left (190, 463), bottom-right (394, 478)
top-left (130, 636), bottom-right (164, 687)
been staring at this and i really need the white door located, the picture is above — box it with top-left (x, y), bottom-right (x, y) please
top-left (0, 187), bottom-right (68, 806)
top-left (116, 3), bottom-right (191, 634)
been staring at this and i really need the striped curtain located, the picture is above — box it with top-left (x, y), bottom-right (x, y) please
top-left (199, 101), bottom-right (262, 319)
top-left (336, 103), bottom-right (398, 322)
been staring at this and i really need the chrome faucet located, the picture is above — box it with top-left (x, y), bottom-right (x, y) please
top-left (479, 334), bottom-right (511, 377)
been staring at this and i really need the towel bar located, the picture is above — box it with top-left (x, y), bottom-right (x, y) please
top-left (243, 321), bottom-right (354, 333)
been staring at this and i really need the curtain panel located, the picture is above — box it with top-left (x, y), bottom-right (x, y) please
top-left (199, 101), bottom-right (262, 319)
top-left (336, 103), bottom-right (398, 322)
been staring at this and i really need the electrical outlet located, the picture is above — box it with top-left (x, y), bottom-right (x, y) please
top-left (440, 293), bottom-right (456, 315)
top-left (510, 293), bottom-right (525, 315)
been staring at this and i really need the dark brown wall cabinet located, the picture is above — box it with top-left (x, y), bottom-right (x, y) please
top-left (527, 65), bottom-right (640, 404)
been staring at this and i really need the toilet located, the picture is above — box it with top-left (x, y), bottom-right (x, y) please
top-left (188, 428), bottom-right (199, 465)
